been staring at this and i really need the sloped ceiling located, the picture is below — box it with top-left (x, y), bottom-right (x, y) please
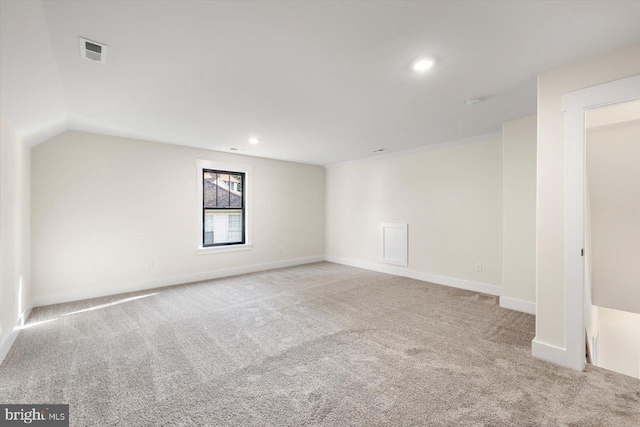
top-left (2, 1), bottom-right (640, 165)
top-left (0, 0), bottom-right (67, 144)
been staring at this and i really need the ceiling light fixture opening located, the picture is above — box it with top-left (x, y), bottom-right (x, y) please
top-left (412, 58), bottom-right (434, 73)
top-left (465, 98), bottom-right (483, 106)
top-left (373, 148), bottom-right (385, 153)
top-left (248, 138), bottom-right (260, 144)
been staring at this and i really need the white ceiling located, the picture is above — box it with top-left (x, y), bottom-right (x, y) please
top-left (2, 1), bottom-right (640, 165)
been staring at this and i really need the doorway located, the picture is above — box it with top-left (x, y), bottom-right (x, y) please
top-left (584, 99), bottom-right (640, 378)
top-left (562, 74), bottom-right (640, 371)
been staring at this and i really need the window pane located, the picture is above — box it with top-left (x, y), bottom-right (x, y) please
top-left (203, 172), bottom-right (216, 208)
top-left (228, 213), bottom-right (242, 242)
top-left (204, 212), bottom-right (214, 245)
top-left (204, 209), bottom-right (243, 244)
top-left (204, 171), bottom-right (243, 209)
top-left (231, 174), bottom-right (243, 207)
top-left (219, 173), bottom-right (230, 207)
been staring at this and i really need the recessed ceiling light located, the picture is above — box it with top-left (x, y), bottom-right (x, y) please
top-left (412, 58), bottom-right (434, 73)
top-left (465, 98), bottom-right (482, 106)
top-left (372, 148), bottom-right (385, 153)
top-left (248, 138), bottom-right (260, 144)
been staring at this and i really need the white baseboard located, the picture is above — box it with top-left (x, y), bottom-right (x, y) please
top-left (0, 330), bottom-right (19, 365)
top-left (31, 255), bottom-right (325, 307)
top-left (499, 296), bottom-right (536, 315)
top-left (0, 305), bottom-right (33, 364)
top-left (532, 337), bottom-right (571, 367)
top-left (325, 255), bottom-right (502, 296)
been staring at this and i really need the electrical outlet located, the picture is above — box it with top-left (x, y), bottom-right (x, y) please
top-left (475, 263), bottom-right (482, 272)
top-left (277, 248), bottom-right (283, 254)
top-left (147, 261), bottom-right (154, 269)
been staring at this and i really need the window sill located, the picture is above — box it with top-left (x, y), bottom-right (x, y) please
top-left (196, 244), bottom-right (253, 255)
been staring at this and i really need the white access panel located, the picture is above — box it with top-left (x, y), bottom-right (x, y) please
top-left (380, 223), bottom-right (408, 267)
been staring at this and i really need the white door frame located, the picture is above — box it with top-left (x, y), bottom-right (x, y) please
top-left (562, 74), bottom-right (640, 371)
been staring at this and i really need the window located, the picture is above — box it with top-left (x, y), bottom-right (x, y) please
top-left (202, 169), bottom-right (245, 246)
top-left (196, 159), bottom-right (252, 254)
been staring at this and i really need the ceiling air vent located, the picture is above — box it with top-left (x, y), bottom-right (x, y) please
top-left (79, 37), bottom-right (107, 64)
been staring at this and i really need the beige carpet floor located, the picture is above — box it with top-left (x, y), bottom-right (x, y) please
top-left (1, 262), bottom-right (639, 426)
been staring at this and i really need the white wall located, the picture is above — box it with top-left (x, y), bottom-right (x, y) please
top-left (31, 131), bottom-right (325, 306)
top-left (587, 100), bottom-right (640, 128)
top-left (584, 175), bottom-right (597, 346)
top-left (536, 43), bottom-right (640, 350)
top-left (325, 134), bottom-right (503, 291)
top-left (595, 306), bottom-right (640, 379)
top-left (587, 120), bottom-right (640, 314)
top-left (0, 116), bottom-right (31, 362)
top-left (502, 116), bottom-right (537, 308)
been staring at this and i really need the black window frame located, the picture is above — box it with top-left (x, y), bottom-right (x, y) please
top-left (202, 168), bottom-right (246, 247)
